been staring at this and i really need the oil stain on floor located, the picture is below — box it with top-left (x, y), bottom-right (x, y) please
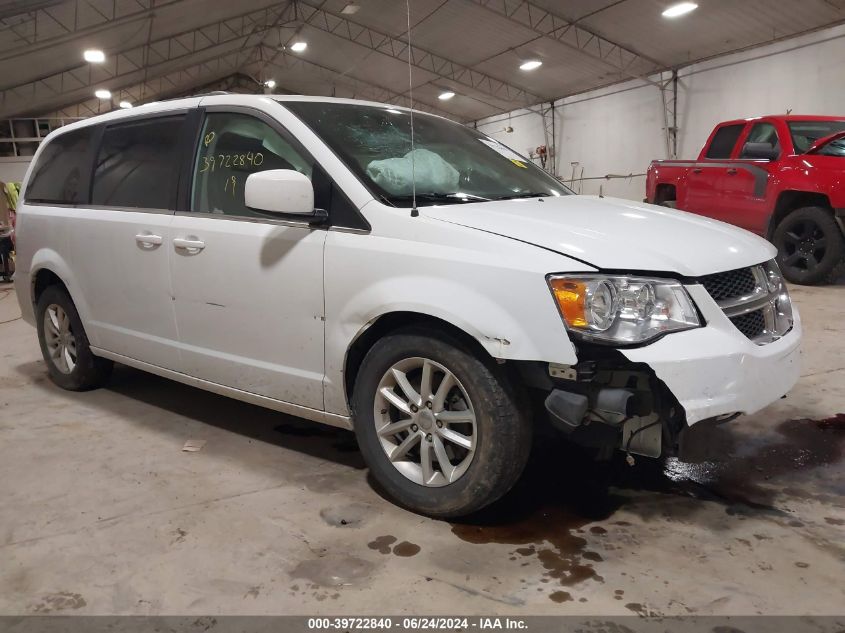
top-left (447, 412), bottom-right (845, 603)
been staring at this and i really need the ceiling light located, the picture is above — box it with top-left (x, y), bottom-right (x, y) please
top-left (519, 60), bottom-right (542, 71)
top-left (662, 2), bottom-right (698, 17)
top-left (83, 49), bottom-right (105, 63)
top-left (94, 89), bottom-right (111, 99)
top-left (264, 79), bottom-right (276, 89)
top-left (438, 91), bottom-right (455, 100)
top-left (340, 2), bottom-right (360, 14)
top-left (119, 101), bottom-right (133, 109)
top-left (290, 41), bottom-right (307, 52)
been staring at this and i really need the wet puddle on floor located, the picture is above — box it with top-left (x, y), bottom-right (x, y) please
top-left (446, 413), bottom-right (845, 602)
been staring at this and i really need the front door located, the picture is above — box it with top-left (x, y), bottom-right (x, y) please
top-left (728, 122), bottom-right (779, 234)
top-left (169, 110), bottom-right (326, 409)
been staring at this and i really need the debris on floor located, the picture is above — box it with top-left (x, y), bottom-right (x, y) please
top-left (181, 439), bottom-right (207, 452)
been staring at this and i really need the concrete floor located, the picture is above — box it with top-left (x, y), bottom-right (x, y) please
top-left (0, 279), bottom-right (843, 616)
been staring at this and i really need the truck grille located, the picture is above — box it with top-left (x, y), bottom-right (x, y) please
top-left (698, 262), bottom-right (792, 345)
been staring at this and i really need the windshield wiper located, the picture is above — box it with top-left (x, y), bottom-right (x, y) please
top-left (495, 192), bottom-right (551, 200)
top-left (382, 192), bottom-right (490, 205)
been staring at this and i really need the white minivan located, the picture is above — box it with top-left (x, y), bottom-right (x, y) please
top-left (14, 94), bottom-right (801, 517)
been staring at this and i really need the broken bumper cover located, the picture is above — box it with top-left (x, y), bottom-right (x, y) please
top-left (620, 285), bottom-right (802, 425)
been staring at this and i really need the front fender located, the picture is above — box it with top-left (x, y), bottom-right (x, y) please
top-left (322, 225), bottom-right (584, 415)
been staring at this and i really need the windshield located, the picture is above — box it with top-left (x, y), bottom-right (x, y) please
top-left (788, 120), bottom-right (845, 153)
top-left (282, 101), bottom-right (570, 207)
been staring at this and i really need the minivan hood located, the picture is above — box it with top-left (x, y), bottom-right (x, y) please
top-left (423, 195), bottom-right (776, 277)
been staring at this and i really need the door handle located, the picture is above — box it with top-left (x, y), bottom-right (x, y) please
top-left (726, 168), bottom-right (738, 175)
top-left (135, 233), bottom-right (163, 247)
top-left (173, 237), bottom-right (206, 252)
top-left (692, 167), bottom-right (703, 174)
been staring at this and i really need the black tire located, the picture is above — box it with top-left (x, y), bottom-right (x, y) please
top-left (351, 327), bottom-right (531, 518)
top-left (36, 285), bottom-right (113, 390)
top-left (773, 206), bottom-right (845, 285)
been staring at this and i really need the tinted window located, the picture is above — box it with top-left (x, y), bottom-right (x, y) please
top-left (705, 124), bottom-right (744, 159)
top-left (740, 122), bottom-right (780, 158)
top-left (92, 116), bottom-right (185, 209)
top-left (25, 127), bottom-right (95, 204)
top-left (191, 112), bottom-right (312, 218)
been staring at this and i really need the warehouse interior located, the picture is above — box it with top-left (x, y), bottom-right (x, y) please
top-left (1, 0), bottom-right (845, 622)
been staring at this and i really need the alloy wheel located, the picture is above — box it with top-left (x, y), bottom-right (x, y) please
top-left (43, 304), bottom-right (77, 374)
top-left (781, 218), bottom-right (827, 273)
top-left (373, 357), bottom-right (477, 487)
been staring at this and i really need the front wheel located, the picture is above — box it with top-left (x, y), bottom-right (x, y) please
top-left (352, 328), bottom-right (531, 518)
top-left (773, 206), bottom-right (845, 285)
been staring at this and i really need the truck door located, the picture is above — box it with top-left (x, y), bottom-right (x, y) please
top-left (683, 123), bottom-right (745, 218)
top-left (729, 122), bottom-right (779, 234)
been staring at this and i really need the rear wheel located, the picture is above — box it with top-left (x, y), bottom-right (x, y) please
top-left (352, 328), bottom-right (531, 518)
top-left (773, 206), bottom-right (845, 285)
top-left (36, 285), bottom-right (113, 390)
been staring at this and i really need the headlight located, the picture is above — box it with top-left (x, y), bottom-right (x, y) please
top-left (548, 275), bottom-right (701, 345)
top-left (764, 260), bottom-right (794, 338)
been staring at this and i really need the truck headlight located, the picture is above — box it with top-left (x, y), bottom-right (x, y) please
top-left (548, 275), bottom-right (701, 345)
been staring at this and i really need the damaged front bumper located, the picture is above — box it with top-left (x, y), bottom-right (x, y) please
top-left (620, 284), bottom-right (802, 426)
top-left (536, 284), bottom-right (802, 459)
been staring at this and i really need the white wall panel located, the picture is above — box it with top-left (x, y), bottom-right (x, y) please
top-left (474, 23), bottom-right (845, 202)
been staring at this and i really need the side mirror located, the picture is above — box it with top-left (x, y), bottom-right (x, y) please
top-left (741, 142), bottom-right (779, 161)
top-left (245, 169), bottom-right (320, 218)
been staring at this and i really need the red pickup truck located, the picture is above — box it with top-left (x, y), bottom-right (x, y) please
top-left (646, 115), bottom-right (845, 284)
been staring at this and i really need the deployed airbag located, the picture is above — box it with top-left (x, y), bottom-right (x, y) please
top-left (366, 148), bottom-right (459, 195)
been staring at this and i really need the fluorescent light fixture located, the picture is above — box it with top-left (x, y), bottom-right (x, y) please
top-left (119, 101), bottom-right (133, 109)
top-left (94, 89), bottom-right (111, 99)
top-left (264, 79), bottom-right (276, 88)
top-left (83, 49), bottom-right (105, 63)
top-left (662, 2), bottom-right (697, 17)
top-left (438, 91), bottom-right (456, 100)
top-left (519, 60), bottom-right (542, 71)
top-left (340, 2), bottom-right (360, 14)
top-left (290, 41), bottom-right (307, 52)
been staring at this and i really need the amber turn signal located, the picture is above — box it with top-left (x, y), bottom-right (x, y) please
top-left (549, 278), bottom-right (588, 328)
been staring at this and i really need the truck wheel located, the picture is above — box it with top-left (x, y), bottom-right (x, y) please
top-left (773, 207), bottom-right (845, 285)
top-left (351, 327), bottom-right (531, 518)
top-left (36, 285), bottom-right (113, 391)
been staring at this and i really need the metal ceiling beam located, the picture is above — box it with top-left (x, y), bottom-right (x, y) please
top-left (295, 0), bottom-right (540, 109)
top-left (0, 0), bottom-right (185, 60)
top-left (468, 0), bottom-right (666, 86)
top-left (0, 3), bottom-right (290, 118)
top-left (252, 44), bottom-right (456, 119)
top-left (41, 47), bottom-right (254, 118)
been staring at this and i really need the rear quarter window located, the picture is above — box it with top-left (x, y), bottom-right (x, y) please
top-left (25, 126), bottom-right (96, 204)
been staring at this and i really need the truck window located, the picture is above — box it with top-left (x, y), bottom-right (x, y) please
top-left (788, 120), bottom-right (845, 153)
top-left (92, 116), bottom-right (185, 210)
top-left (740, 122), bottom-right (780, 158)
top-left (25, 127), bottom-right (96, 204)
top-left (705, 124), bottom-right (744, 159)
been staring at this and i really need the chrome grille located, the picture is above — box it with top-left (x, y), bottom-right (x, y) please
top-left (698, 262), bottom-right (793, 345)
top-left (700, 267), bottom-right (757, 301)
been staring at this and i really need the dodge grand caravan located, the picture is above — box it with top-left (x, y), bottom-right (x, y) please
top-left (14, 95), bottom-right (802, 517)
